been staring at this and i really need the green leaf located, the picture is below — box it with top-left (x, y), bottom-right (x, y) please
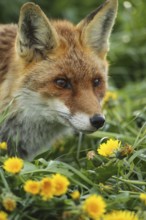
top-left (94, 159), bottom-right (118, 183)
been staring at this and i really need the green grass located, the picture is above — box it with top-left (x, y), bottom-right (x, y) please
top-left (0, 80), bottom-right (146, 220)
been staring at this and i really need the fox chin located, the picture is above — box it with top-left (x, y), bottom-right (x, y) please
top-left (0, 0), bottom-right (118, 160)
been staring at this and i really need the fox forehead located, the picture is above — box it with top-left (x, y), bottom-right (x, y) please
top-left (52, 20), bottom-right (80, 45)
top-left (50, 20), bottom-right (108, 77)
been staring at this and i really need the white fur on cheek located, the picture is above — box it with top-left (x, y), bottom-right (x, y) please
top-left (15, 89), bottom-right (71, 123)
top-left (69, 113), bottom-right (94, 132)
top-left (47, 99), bottom-right (70, 124)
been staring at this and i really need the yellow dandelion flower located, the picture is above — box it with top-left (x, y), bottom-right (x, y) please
top-left (97, 139), bottom-right (120, 157)
top-left (71, 190), bottom-right (80, 200)
top-left (82, 194), bottom-right (106, 220)
top-left (2, 197), bottom-right (16, 212)
top-left (140, 193), bottom-right (146, 205)
top-left (0, 211), bottom-right (8, 220)
top-left (0, 142), bottom-right (7, 150)
top-left (52, 174), bottom-right (70, 196)
top-left (103, 91), bottom-right (117, 105)
top-left (24, 180), bottom-right (40, 195)
top-left (3, 157), bottom-right (23, 174)
top-left (40, 177), bottom-right (55, 200)
top-left (103, 210), bottom-right (139, 220)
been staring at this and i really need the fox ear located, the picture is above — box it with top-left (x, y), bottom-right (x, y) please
top-left (16, 3), bottom-right (58, 62)
top-left (77, 0), bottom-right (118, 59)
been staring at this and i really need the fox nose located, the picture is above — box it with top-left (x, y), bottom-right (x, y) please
top-left (90, 114), bottom-right (105, 129)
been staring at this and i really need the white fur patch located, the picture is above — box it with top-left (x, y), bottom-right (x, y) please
top-left (69, 112), bottom-right (95, 132)
top-left (15, 89), bottom-right (70, 123)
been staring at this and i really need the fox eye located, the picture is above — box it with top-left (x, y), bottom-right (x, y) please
top-left (93, 78), bottom-right (100, 87)
top-left (55, 78), bottom-right (71, 89)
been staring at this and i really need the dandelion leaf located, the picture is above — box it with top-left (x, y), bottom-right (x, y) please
top-left (95, 160), bottom-right (118, 183)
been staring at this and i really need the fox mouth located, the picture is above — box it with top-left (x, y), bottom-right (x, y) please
top-left (67, 119), bottom-right (97, 133)
top-left (58, 113), bottom-right (97, 133)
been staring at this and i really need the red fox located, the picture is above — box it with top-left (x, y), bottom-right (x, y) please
top-left (0, 0), bottom-right (118, 160)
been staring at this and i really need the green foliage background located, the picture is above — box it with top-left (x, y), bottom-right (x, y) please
top-left (0, 0), bottom-right (146, 88)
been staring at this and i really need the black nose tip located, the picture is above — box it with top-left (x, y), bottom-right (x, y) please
top-left (90, 114), bottom-right (105, 129)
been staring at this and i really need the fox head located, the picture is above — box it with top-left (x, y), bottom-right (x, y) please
top-left (15, 0), bottom-right (118, 133)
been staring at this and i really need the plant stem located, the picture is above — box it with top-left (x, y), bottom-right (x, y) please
top-left (0, 168), bottom-right (11, 191)
top-left (77, 132), bottom-right (83, 160)
top-left (89, 131), bottom-right (135, 142)
top-left (113, 176), bottom-right (146, 185)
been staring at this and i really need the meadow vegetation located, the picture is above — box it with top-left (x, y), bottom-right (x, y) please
top-left (0, 0), bottom-right (146, 219)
